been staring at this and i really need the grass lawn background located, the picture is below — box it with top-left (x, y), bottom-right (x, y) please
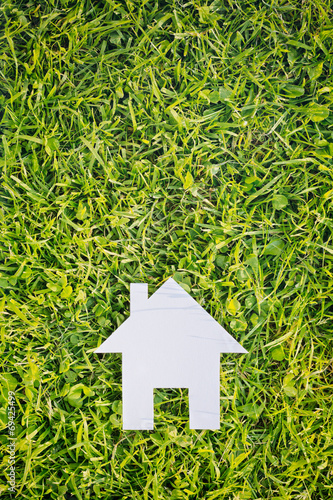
top-left (0, 0), bottom-right (332, 498)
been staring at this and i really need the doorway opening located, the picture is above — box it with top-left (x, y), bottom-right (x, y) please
top-left (154, 388), bottom-right (189, 428)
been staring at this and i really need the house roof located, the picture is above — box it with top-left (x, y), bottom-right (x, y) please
top-left (95, 277), bottom-right (247, 354)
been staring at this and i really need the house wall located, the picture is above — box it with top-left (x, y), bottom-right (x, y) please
top-left (121, 351), bottom-right (221, 430)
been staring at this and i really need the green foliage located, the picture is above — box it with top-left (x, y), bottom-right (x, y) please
top-left (0, 0), bottom-right (332, 498)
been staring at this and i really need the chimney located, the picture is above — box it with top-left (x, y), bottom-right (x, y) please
top-left (130, 283), bottom-right (148, 314)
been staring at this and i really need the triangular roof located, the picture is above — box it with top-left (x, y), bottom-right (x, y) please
top-left (95, 277), bottom-right (247, 354)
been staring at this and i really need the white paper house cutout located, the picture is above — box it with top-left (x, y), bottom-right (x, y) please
top-left (95, 277), bottom-right (247, 430)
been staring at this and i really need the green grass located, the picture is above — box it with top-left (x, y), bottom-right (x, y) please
top-left (0, 0), bottom-right (333, 498)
